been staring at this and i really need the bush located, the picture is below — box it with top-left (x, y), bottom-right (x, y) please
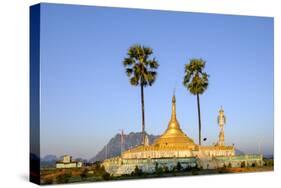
top-left (56, 172), bottom-right (72, 184)
top-left (228, 163), bottom-right (232, 168)
top-left (80, 169), bottom-right (88, 180)
top-left (102, 172), bottom-right (111, 180)
top-left (155, 162), bottom-right (159, 172)
top-left (132, 165), bottom-right (143, 176)
top-left (154, 162), bottom-right (164, 175)
top-left (163, 166), bottom-right (169, 173)
top-left (241, 161), bottom-right (246, 168)
top-left (184, 166), bottom-right (192, 171)
top-left (156, 166), bottom-right (163, 176)
top-left (176, 162), bottom-right (182, 171)
top-left (43, 177), bottom-right (53, 184)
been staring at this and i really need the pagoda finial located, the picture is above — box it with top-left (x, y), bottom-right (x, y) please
top-left (172, 85), bottom-right (176, 103)
top-left (172, 94), bottom-right (176, 119)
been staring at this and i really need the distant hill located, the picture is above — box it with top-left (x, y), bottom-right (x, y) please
top-left (235, 149), bottom-right (245, 155)
top-left (42, 154), bottom-right (57, 162)
top-left (263, 154), bottom-right (273, 159)
top-left (90, 132), bottom-right (159, 162)
top-left (40, 155), bottom-right (58, 168)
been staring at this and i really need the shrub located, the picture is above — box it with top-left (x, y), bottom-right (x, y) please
top-left (176, 162), bottom-right (182, 171)
top-left (241, 161), bottom-right (246, 168)
top-left (80, 169), bottom-right (88, 180)
top-left (132, 165), bottom-right (143, 176)
top-left (102, 172), bottom-right (111, 180)
top-left (163, 166), bottom-right (169, 173)
top-left (56, 172), bottom-right (72, 184)
top-left (228, 163), bottom-right (232, 168)
top-left (155, 162), bottom-right (159, 172)
top-left (43, 177), bottom-right (53, 184)
top-left (184, 165), bottom-right (191, 171)
top-left (156, 166), bottom-right (163, 176)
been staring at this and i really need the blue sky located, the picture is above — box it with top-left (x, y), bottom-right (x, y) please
top-left (39, 3), bottom-right (274, 159)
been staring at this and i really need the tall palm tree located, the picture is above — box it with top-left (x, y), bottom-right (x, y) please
top-left (183, 58), bottom-right (209, 145)
top-left (123, 44), bottom-right (159, 145)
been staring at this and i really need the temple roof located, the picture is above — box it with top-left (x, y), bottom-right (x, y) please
top-left (153, 95), bottom-right (196, 147)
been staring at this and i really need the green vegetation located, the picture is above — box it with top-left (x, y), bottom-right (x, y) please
top-left (80, 169), bottom-right (88, 180)
top-left (183, 59), bottom-right (209, 145)
top-left (40, 161), bottom-right (273, 185)
top-left (41, 163), bottom-right (113, 184)
top-left (131, 165), bottom-right (144, 176)
top-left (56, 172), bottom-right (72, 184)
top-left (123, 44), bottom-right (159, 144)
top-left (263, 158), bottom-right (274, 167)
top-left (228, 163), bottom-right (232, 168)
top-left (176, 162), bottom-right (183, 171)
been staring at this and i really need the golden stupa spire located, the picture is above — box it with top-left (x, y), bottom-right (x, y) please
top-left (171, 94), bottom-right (176, 119)
top-left (169, 94), bottom-right (179, 129)
top-left (153, 94), bottom-right (196, 146)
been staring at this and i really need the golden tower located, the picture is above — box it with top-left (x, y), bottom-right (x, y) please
top-left (153, 95), bottom-right (195, 148)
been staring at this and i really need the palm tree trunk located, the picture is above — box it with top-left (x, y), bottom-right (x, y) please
top-left (197, 93), bottom-right (202, 145)
top-left (141, 84), bottom-right (145, 145)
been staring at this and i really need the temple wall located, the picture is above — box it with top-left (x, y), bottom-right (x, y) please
top-left (103, 157), bottom-right (197, 175)
top-left (102, 154), bottom-right (263, 175)
top-left (198, 148), bottom-right (235, 158)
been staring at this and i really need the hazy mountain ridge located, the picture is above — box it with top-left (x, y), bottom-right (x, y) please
top-left (90, 132), bottom-right (159, 162)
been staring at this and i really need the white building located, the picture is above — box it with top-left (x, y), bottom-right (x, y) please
top-left (56, 155), bottom-right (83, 169)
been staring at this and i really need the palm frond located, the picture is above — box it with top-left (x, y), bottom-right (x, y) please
top-left (183, 58), bottom-right (209, 95)
top-left (126, 68), bottom-right (133, 77)
top-left (130, 76), bottom-right (139, 86)
top-left (123, 57), bottom-right (134, 67)
top-left (122, 44), bottom-right (159, 87)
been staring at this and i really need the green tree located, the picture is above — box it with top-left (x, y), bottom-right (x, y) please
top-left (132, 165), bottom-right (143, 176)
top-left (56, 172), bottom-right (72, 184)
top-left (176, 162), bottom-right (182, 171)
top-left (80, 169), bottom-right (88, 180)
top-left (123, 44), bottom-right (159, 144)
top-left (163, 165), bottom-right (169, 173)
top-left (228, 163), bottom-right (232, 168)
top-left (155, 162), bottom-right (159, 172)
top-left (241, 161), bottom-right (246, 168)
top-left (183, 59), bottom-right (209, 145)
top-left (155, 162), bottom-right (164, 175)
top-left (102, 172), bottom-right (111, 180)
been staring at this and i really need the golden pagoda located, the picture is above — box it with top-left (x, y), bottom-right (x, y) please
top-left (153, 95), bottom-right (196, 148)
top-left (120, 94), bottom-right (199, 159)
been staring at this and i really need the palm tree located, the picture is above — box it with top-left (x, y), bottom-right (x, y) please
top-left (183, 58), bottom-right (209, 145)
top-left (123, 44), bottom-right (159, 145)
